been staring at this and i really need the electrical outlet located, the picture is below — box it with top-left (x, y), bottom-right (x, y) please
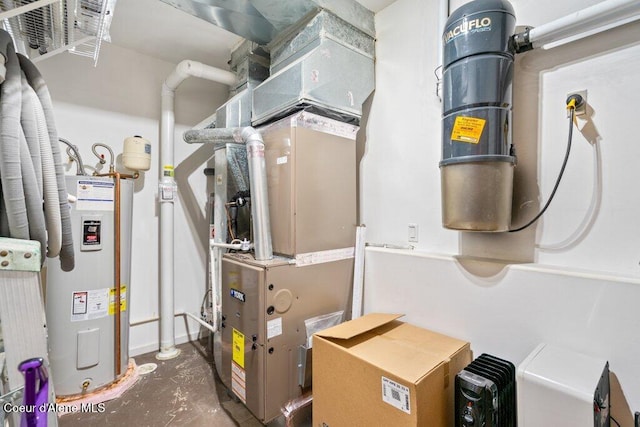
top-left (567, 90), bottom-right (587, 116)
top-left (408, 223), bottom-right (419, 243)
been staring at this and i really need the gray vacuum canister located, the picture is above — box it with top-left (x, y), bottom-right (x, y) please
top-left (440, 0), bottom-right (516, 232)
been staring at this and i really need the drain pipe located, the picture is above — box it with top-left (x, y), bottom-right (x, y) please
top-left (436, 0), bottom-right (449, 99)
top-left (157, 60), bottom-right (236, 360)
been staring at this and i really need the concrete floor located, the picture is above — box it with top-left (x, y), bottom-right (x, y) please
top-left (59, 340), bottom-right (263, 427)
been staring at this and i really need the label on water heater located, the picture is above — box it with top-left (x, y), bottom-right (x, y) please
top-left (451, 116), bottom-right (486, 144)
top-left (81, 216), bottom-right (103, 251)
top-left (71, 288), bottom-right (109, 322)
top-left (76, 180), bottom-right (114, 211)
top-left (109, 285), bottom-right (127, 315)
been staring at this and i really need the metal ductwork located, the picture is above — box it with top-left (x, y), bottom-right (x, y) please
top-left (440, 0), bottom-right (516, 232)
top-left (158, 0), bottom-right (374, 45)
top-left (163, 0), bottom-right (375, 128)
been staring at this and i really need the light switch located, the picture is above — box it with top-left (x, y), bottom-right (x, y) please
top-left (408, 223), bottom-right (419, 243)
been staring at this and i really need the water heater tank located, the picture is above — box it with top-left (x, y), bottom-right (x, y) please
top-left (46, 175), bottom-right (134, 396)
top-left (440, 0), bottom-right (516, 231)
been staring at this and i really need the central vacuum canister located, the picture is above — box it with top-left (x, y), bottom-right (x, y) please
top-left (440, 0), bottom-right (516, 231)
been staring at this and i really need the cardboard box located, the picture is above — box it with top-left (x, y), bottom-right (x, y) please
top-left (312, 313), bottom-right (471, 427)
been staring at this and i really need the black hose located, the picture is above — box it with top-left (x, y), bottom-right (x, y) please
top-left (509, 108), bottom-right (575, 233)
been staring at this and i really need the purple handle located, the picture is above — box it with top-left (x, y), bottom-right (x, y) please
top-left (18, 358), bottom-right (48, 427)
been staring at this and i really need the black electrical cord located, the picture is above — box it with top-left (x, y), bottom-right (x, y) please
top-left (509, 102), bottom-right (578, 233)
top-left (610, 415), bottom-right (621, 427)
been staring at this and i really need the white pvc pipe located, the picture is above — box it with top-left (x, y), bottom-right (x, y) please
top-left (437, 0), bottom-right (449, 66)
top-left (351, 225), bottom-right (367, 319)
top-left (208, 238), bottom-right (252, 333)
top-left (529, 0), bottom-right (640, 49)
top-left (0, 54), bottom-right (6, 84)
top-left (436, 0), bottom-right (449, 99)
top-left (210, 240), bottom-right (253, 251)
top-left (131, 312), bottom-right (216, 335)
top-left (157, 60), bottom-right (236, 360)
top-left (209, 244), bottom-right (220, 332)
top-left (184, 312), bottom-right (217, 334)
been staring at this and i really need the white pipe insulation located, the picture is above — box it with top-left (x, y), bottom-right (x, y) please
top-left (157, 60), bottom-right (237, 360)
top-left (520, 0), bottom-right (640, 50)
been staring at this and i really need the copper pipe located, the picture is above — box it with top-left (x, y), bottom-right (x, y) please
top-left (114, 173), bottom-right (121, 376)
top-left (95, 171), bottom-right (138, 377)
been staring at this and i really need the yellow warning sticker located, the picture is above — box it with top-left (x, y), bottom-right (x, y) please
top-left (232, 329), bottom-right (245, 368)
top-left (451, 116), bottom-right (486, 144)
top-left (109, 285), bottom-right (127, 315)
top-left (163, 165), bottom-right (174, 178)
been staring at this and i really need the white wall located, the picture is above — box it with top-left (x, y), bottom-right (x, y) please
top-left (37, 42), bottom-right (230, 356)
top-left (361, 0), bottom-right (640, 420)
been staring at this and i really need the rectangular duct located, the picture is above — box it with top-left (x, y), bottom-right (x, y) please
top-left (158, 0), bottom-right (374, 45)
top-left (268, 10), bottom-right (374, 74)
top-left (252, 36), bottom-right (374, 125)
top-left (210, 6), bottom-right (375, 127)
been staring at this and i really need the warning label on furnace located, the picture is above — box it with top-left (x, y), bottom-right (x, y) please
top-left (231, 361), bottom-right (246, 404)
top-left (232, 328), bottom-right (245, 368)
top-left (451, 116), bottom-right (486, 144)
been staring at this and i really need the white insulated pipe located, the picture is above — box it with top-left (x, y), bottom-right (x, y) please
top-left (157, 60), bottom-right (236, 360)
top-left (528, 0), bottom-right (640, 49)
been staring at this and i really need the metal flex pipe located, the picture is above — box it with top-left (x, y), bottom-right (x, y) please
top-left (158, 60), bottom-right (237, 360)
top-left (185, 127), bottom-right (274, 336)
top-left (183, 127), bottom-right (274, 261)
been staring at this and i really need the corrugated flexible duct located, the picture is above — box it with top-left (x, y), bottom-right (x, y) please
top-left (0, 29), bottom-right (74, 270)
